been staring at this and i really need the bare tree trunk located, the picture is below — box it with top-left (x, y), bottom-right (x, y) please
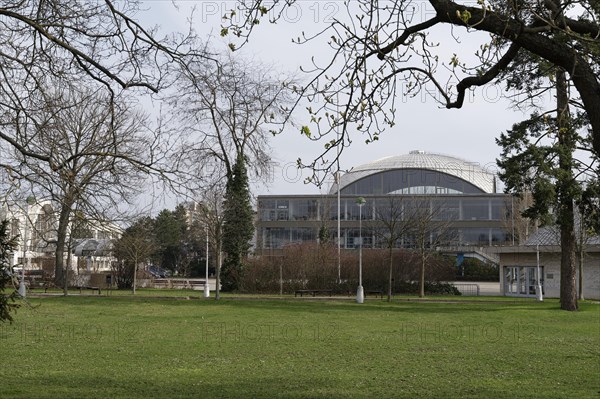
top-left (577, 204), bottom-right (585, 301)
top-left (559, 214), bottom-right (578, 310)
top-left (387, 246), bottom-right (393, 302)
top-left (419, 246), bottom-right (426, 298)
top-left (557, 69), bottom-right (578, 311)
top-left (215, 247), bottom-right (222, 301)
top-left (63, 242), bottom-right (70, 297)
top-left (578, 249), bottom-right (584, 301)
top-left (55, 203), bottom-right (72, 287)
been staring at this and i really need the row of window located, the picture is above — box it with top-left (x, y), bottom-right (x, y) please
top-left (259, 197), bottom-right (511, 222)
top-left (259, 227), bottom-right (511, 249)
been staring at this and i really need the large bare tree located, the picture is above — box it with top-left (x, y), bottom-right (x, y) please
top-left (169, 51), bottom-right (296, 185)
top-left (0, 1), bottom-right (200, 172)
top-left (4, 87), bottom-right (157, 287)
top-left (168, 51), bottom-right (297, 289)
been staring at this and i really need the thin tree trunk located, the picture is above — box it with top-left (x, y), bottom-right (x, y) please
top-left (387, 246), bottom-right (393, 302)
top-left (215, 247), bottom-right (221, 301)
top-left (419, 246), bottom-right (426, 298)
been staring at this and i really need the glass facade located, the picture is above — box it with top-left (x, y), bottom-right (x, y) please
top-left (258, 196), bottom-right (512, 249)
top-left (504, 266), bottom-right (544, 297)
top-left (257, 164), bottom-right (511, 250)
top-left (340, 169), bottom-right (484, 196)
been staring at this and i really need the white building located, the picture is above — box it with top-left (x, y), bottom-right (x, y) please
top-left (498, 227), bottom-right (600, 300)
top-left (0, 199), bottom-right (120, 274)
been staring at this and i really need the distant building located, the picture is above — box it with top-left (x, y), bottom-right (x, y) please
top-left (497, 226), bottom-right (600, 300)
top-left (0, 199), bottom-right (120, 273)
top-left (256, 151), bottom-right (513, 259)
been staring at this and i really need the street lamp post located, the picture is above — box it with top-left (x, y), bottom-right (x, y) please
top-left (18, 210), bottom-right (28, 297)
top-left (536, 244), bottom-right (544, 301)
top-left (356, 197), bottom-right (366, 304)
top-left (204, 225), bottom-right (210, 298)
top-left (18, 196), bottom-right (35, 298)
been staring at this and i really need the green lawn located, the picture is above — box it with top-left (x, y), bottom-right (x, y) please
top-left (1, 296), bottom-right (598, 398)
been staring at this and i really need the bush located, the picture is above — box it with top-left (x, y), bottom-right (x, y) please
top-left (395, 280), bottom-right (461, 295)
top-left (242, 243), bottom-right (459, 295)
top-left (456, 258), bottom-right (499, 282)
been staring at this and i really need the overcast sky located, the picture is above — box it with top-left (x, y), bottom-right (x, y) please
top-left (140, 1), bottom-right (547, 200)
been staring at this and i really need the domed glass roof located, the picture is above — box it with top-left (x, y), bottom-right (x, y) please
top-left (333, 151), bottom-right (496, 194)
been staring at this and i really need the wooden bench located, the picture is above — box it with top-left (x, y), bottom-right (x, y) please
top-left (73, 286), bottom-right (101, 295)
top-left (186, 280), bottom-right (206, 290)
top-left (294, 289), bottom-right (333, 297)
top-left (365, 290), bottom-right (384, 298)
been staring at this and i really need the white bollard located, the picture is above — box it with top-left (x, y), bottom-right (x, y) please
top-left (356, 285), bottom-right (364, 304)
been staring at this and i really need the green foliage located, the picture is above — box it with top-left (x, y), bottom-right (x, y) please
top-left (153, 207), bottom-right (189, 273)
top-left (222, 154), bottom-right (254, 291)
top-left (496, 111), bottom-right (596, 225)
top-left (318, 225), bottom-right (330, 244)
top-left (457, 258), bottom-right (499, 282)
top-left (0, 220), bottom-right (19, 322)
top-left (395, 280), bottom-right (461, 295)
top-left (112, 217), bottom-right (156, 289)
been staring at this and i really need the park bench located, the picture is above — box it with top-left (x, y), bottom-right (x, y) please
top-left (365, 290), bottom-right (384, 298)
top-left (294, 289), bottom-right (333, 297)
top-left (73, 286), bottom-right (101, 295)
top-left (186, 279), bottom-right (206, 290)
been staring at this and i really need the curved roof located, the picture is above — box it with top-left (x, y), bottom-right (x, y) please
top-left (332, 150), bottom-right (496, 194)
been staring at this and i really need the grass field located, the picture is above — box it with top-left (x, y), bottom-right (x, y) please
top-left (1, 295), bottom-right (598, 398)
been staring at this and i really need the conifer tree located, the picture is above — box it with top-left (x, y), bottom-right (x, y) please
top-left (221, 154), bottom-right (254, 291)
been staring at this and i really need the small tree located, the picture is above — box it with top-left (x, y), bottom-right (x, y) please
top-left (0, 219), bottom-right (19, 322)
top-left (196, 184), bottom-right (227, 300)
top-left (371, 197), bottom-right (412, 302)
top-left (113, 217), bottom-right (155, 293)
top-left (404, 197), bottom-right (455, 298)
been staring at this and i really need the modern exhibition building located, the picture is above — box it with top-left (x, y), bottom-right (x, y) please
top-left (256, 151), bottom-right (512, 255)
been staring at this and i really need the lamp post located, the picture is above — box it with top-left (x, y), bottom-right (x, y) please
top-left (204, 225), bottom-right (210, 298)
top-left (18, 196), bottom-right (36, 298)
top-left (536, 244), bottom-right (544, 301)
top-left (337, 171), bottom-right (341, 284)
top-left (18, 212), bottom-right (27, 297)
top-left (356, 196), bottom-right (366, 304)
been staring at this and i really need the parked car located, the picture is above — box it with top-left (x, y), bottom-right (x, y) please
top-left (147, 265), bottom-right (168, 278)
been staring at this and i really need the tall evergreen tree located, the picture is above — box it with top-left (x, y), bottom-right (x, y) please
top-left (221, 154), bottom-right (254, 291)
top-left (497, 72), bottom-right (599, 310)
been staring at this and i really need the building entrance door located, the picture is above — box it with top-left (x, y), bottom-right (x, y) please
top-left (504, 266), bottom-right (544, 297)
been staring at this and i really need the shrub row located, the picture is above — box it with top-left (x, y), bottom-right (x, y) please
top-left (241, 243), bottom-right (460, 295)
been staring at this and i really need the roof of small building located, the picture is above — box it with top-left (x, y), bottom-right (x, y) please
top-left (524, 226), bottom-right (600, 247)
